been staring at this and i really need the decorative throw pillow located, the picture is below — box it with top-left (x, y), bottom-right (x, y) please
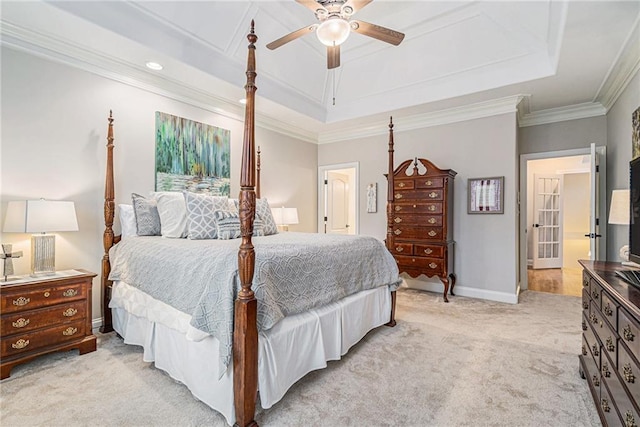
top-left (118, 204), bottom-right (137, 238)
top-left (215, 210), bottom-right (242, 240)
top-left (232, 198), bottom-right (278, 236)
top-left (131, 193), bottom-right (161, 236)
top-left (184, 192), bottom-right (229, 239)
top-left (151, 192), bottom-right (188, 238)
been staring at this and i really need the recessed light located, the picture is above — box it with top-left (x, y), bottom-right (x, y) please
top-left (145, 61), bottom-right (163, 71)
top-left (239, 98), bottom-right (247, 104)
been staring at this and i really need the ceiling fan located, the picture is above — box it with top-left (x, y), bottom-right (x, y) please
top-left (266, 0), bottom-right (405, 69)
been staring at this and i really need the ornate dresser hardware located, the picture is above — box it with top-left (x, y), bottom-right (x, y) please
top-left (0, 270), bottom-right (97, 379)
top-left (579, 261), bottom-right (640, 427)
top-left (395, 247), bottom-right (404, 253)
top-left (385, 149), bottom-right (456, 302)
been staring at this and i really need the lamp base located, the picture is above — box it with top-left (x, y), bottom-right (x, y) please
top-left (31, 234), bottom-right (56, 276)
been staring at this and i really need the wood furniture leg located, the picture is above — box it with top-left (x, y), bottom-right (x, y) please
top-left (101, 111), bottom-right (116, 334)
top-left (385, 290), bottom-right (397, 327)
top-left (439, 276), bottom-right (450, 303)
top-left (449, 273), bottom-right (457, 296)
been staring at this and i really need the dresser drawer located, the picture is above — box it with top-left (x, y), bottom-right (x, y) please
top-left (603, 353), bottom-right (640, 427)
top-left (394, 190), bottom-right (442, 201)
top-left (619, 308), bottom-right (640, 362)
top-left (600, 291), bottom-right (618, 331)
top-left (582, 271), bottom-right (591, 294)
top-left (394, 202), bottom-right (442, 214)
top-left (1, 282), bottom-right (86, 314)
top-left (415, 177), bottom-right (444, 189)
top-left (391, 243), bottom-right (413, 255)
top-left (590, 281), bottom-right (602, 311)
top-left (393, 226), bottom-right (442, 240)
top-left (582, 288), bottom-right (590, 316)
top-left (595, 313), bottom-right (618, 367)
top-left (396, 255), bottom-right (444, 275)
top-left (414, 244), bottom-right (444, 258)
top-left (617, 343), bottom-right (639, 404)
top-left (1, 320), bottom-right (86, 358)
top-left (392, 215), bottom-right (442, 227)
top-left (1, 301), bottom-right (86, 336)
top-left (394, 180), bottom-right (414, 190)
top-left (583, 313), bottom-right (600, 369)
top-left (583, 336), bottom-right (602, 394)
top-left (599, 380), bottom-right (620, 427)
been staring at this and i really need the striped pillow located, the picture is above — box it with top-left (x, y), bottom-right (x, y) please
top-left (214, 211), bottom-right (264, 240)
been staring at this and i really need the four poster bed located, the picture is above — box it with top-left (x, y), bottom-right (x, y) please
top-left (99, 23), bottom-right (400, 427)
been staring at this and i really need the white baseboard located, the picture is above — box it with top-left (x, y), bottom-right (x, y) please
top-left (401, 277), bottom-right (518, 304)
top-left (527, 259), bottom-right (533, 267)
top-left (92, 317), bottom-right (103, 333)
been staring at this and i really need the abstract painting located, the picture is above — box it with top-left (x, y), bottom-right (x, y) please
top-left (155, 111), bottom-right (230, 196)
top-left (633, 106), bottom-right (640, 160)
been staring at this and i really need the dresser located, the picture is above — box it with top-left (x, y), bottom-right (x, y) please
top-left (0, 270), bottom-right (97, 379)
top-left (579, 260), bottom-right (640, 427)
top-left (386, 157), bottom-right (457, 302)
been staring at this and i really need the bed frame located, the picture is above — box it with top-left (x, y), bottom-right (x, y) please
top-left (99, 23), bottom-right (396, 427)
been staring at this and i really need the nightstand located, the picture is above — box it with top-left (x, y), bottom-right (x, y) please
top-left (0, 269), bottom-right (97, 379)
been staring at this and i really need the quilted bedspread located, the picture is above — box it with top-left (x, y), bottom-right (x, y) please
top-left (108, 232), bottom-right (401, 370)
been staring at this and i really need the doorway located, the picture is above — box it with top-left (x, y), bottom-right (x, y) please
top-left (318, 163), bottom-right (358, 235)
top-left (519, 145), bottom-right (606, 295)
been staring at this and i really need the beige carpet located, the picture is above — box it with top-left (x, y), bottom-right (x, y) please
top-left (0, 288), bottom-right (601, 426)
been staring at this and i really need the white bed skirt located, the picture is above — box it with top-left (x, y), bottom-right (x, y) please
top-left (110, 281), bottom-right (391, 425)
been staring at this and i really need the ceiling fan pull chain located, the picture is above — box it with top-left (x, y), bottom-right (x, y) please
top-left (332, 67), bottom-right (336, 106)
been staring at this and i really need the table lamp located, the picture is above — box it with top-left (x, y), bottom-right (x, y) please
top-left (3, 199), bottom-right (79, 276)
top-left (271, 207), bottom-right (299, 232)
top-left (608, 189), bottom-right (630, 262)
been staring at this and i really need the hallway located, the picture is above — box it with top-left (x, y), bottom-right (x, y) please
top-left (527, 267), bottom-right (583, 297)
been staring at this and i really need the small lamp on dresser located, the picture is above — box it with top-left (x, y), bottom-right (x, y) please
top-left (608, 189), bottom-right (631, 263)
top-left (3, 199), bottom-right (79, 276)
top-left (271, 206), bottom-right (299, 232)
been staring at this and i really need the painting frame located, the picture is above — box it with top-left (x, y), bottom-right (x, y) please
top-left (468, 176), bottom-right (504, 214)
top-left (633, 106), bottom-right (640, 160)
top-left (366, 182), bottom-right (377, 213)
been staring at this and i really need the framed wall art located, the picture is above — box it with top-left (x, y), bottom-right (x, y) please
top-left (468, 176), bottom-right (504, 214)
top-left (633, 106), bottom-right (640, 160)
top-left (366, 182), bottom-right (377, 213)
top-left (155, 111), bottom-right (231, 196)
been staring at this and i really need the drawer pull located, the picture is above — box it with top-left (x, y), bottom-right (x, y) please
top-left (398, 182), bottom-right (406, 188)
top-left (625, 411), bottom-right (636, 427)
top-left (413, 205), bottom-right (417, 208)
top-left (62, 327), bottom-right (78, 336)
top-left (12, 297), bottom-right (30, 307)
top-left (582, 301), bottom-right (588, 310)
top-left (428, 230), bottom-right (437, 237)
top-left (429, 263), bottom-right (437, 269)
top-left (592, 374), bottom-right (599, 387)
top-left (12, 318), bottom-right (30, 328)
top-left (12, 339), bottom-right (29, 349)
top-left (428, 218), bottom-right (436, 224)
top-left (601, 361), bottom-right (610, 377)
top-left (592, 344), bottom-right (599, 357)
top-left (582, 345), bottom-right (587, 356)
top-left (424, 248), bottom-right (433, 255)
top-left (63, 289), bottom-right (78, 297)
top-left (428, 205), bottom-right (436, 212)
top-left (63, 308), bottom-right (78, 317)
top-left (592, 290), bottom-right (599, 300)
top-left (394, 193), bottom-right (403, 200)
top-left (583, 280), bottom-right (589, 288)
top-left (623, 325), bottom-right (635, 341)
top-left (395, 206), bottom-right (402, 212)
top-left (601, 398), bottom-right (610, 413)
top-left (605, 337), bottom-right (615, 352)
top-left (589, 313), bottom-right (598, 325)
top-left (395, 247), bottom-right (404, 253)
top-left (394, 217), bottom-right (402, 224)
top-left (603, 303), bottom-right (613, 317)
top-left (623, 364), bottom-right (635, 383)
top-left (428, 192), bottom-right (438, 198)
top-left (582, 320), bottom-right (587, 331)
top-left (44, 291), bottom-right (50, 297)
top-left (394, 230), bottom-right (402, 236)
top-left (425, 180), bottom-right (432, 186)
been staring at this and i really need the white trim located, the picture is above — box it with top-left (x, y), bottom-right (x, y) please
top-left (518, 102), bottom-right (607, 127)
top-left (317, 162), bottom-right (359, 235)
top-left (401, 280), bottom-right (518, 304)
top-left (92, 317), bottom-right (102, 333)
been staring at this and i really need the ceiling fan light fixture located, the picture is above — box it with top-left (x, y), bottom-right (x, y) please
top-left (316, 17), bottom-right (350, 46)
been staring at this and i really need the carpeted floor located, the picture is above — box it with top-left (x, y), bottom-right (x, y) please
top-left (0, 288), bottom-right (601, 426)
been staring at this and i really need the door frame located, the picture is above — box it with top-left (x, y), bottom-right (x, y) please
top-left (519, 146), bottom-right (606, 291)
top-left (318, 162), bottom-right (359, 234)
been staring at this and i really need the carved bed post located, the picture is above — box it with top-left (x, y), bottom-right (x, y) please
top-left (234, 21), bottom-right (258, 427)
top-left (385, 117), bottom-right (397, 327)
top-left (256, 146), bottom-right (261, 199)
top-left (100, 111), bottom-right (117, 333)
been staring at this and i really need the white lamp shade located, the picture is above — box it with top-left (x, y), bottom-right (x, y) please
top-left (271, 207), bottom-right (299, 226)
top-left (3, 200), bottom-right (79, 233)
top-left (316, 17), bottom-right (350, 46)
top-left (608, 189), bottom-right (630, 225)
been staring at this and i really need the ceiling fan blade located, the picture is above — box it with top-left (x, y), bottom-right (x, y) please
top-left (295, 0), bottom-right (327, 14)
top-left (350, 20), bottom-right (405, 46)
top-left (327, 44), bottom-right (340, 69)
top-left (266, 24), bottom-right (318, 50)
top-left (342, 0), bottom-right (373, 15)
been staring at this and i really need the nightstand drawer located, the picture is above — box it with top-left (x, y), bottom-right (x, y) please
top-left (1, 282), bottom-right (85, 314)
top-left (1, 320), bottom-right (86, 358)
top-left (1, 301), bottom-right (86, 336)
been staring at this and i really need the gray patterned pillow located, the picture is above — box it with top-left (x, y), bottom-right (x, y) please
top-left (184, 192), bottom-right (229, 239)
top-left (214, 211), bottom-right (264, 240)
top-left (131, 193), bottom-right (161, 236)
top-left (232, 198), bottom-right (278, 236)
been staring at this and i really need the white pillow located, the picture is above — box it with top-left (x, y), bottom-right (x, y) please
top-left (150, 191), bottom-right (188, 238)
top-left (118, 204), bottom-right (137, 238)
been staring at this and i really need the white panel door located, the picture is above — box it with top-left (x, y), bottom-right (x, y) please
top-left (533, 174), bottom-right (564, 269)
top-left (588, 143), bottom-right (601, 260)
top-left (327, 171), bottom-right (350, 234)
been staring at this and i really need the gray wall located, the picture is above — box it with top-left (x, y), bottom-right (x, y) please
top-left (319, 113), bottom-right (520, 303)
top-left (519, 116), bottom-right (607, 155)
top-left (0, 47), bottom-right (317, 323)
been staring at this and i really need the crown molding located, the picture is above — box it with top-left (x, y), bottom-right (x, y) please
top-left (595, 14), bottom-right (640, 111)
top-left (518, 102), bottom-right (607, 127)
top-left (317, 95), bottom-right (526, 144)
top-left (0, 20), bottom-right (319, 144)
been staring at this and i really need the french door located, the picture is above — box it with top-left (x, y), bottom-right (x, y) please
top-left (532, 174), bottom-right (564, 269)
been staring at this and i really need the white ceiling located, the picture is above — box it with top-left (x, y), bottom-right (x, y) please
top-left (1, 1), bottom-right (639, 142)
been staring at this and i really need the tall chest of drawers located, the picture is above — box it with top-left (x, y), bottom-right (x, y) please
top-left (579, 260), bottom-right (640, 427)
top-left (386, 157), bottom-right (457, 302)
top-left (0, 270), bottom-right (97, 379)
